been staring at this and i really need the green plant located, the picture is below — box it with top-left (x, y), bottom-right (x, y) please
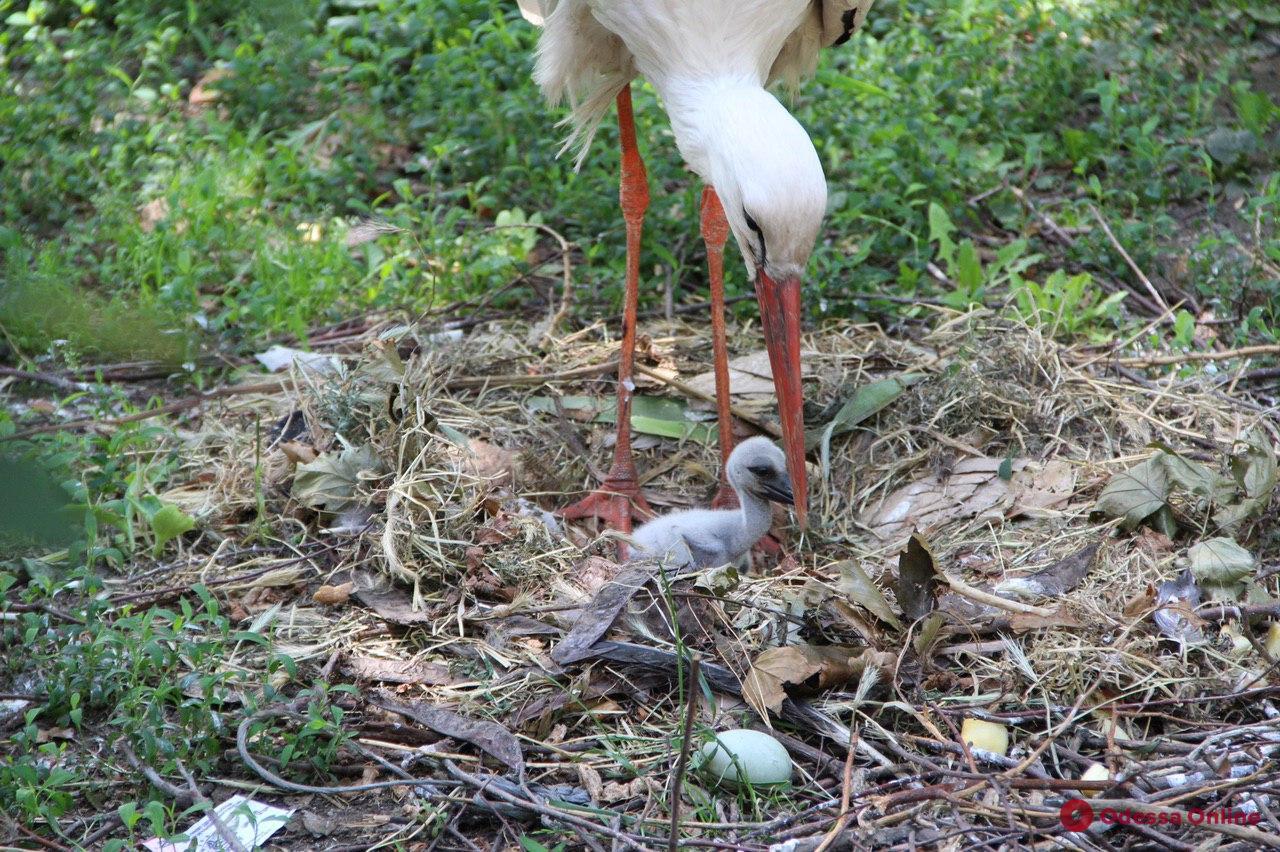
top-left (1011, 270), bottom-right (1126, 342)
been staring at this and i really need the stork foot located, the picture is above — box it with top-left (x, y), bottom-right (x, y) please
top-left (559, 464), bottom-right (653, 559)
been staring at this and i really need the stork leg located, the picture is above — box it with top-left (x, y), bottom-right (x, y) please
top-left (559, 85), bottom-right (654, 547)
top-left (702, 186), bottom-right (782, 556)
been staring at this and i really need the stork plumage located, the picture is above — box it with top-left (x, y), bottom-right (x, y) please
top-left (517, 0), bottom-right (874, 551)
top-left (628, 437), bottom-right (793, 569)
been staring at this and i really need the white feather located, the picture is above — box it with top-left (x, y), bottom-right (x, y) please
top-left (520, 0), bottom-right (874, 164)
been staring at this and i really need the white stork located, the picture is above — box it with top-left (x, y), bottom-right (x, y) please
top-left (517, 0), bottom-right (875, 543)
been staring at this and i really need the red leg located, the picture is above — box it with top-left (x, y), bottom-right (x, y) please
top-left (560, 85), bottom-right (654, 549)
top-left (701, 187), bottom-right (737, 510)
top-left (701, 187), bottom-right (781, 556)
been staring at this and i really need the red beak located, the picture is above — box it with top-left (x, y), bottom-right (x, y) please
top-left (753, 270), bottom-right (808, 528)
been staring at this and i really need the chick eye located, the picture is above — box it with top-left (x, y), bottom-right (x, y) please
top-left (747, 465), bottom-right (774, 478)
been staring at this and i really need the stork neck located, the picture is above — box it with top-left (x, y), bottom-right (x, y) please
top-left (731, 483), bottom-right (776, 556)
top-left (658, 77), bottom-right (774, 182)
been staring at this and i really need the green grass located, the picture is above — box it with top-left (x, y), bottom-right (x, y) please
top-left (1, 0), bottom-right (1277, 362)
top-left (1, 0), bottom-right (1278, 844)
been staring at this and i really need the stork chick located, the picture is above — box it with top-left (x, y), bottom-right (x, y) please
top-left (629, 437), bottom-right (793, 569)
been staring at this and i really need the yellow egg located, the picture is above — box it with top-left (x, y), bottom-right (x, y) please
top-left (960, 718), bottom-right (1009, 757)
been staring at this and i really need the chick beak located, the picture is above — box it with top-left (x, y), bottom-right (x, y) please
top-left (753, 269), bottom-right (808, 527)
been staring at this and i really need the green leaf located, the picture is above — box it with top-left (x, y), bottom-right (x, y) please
top-left (291, 444), bottom-right (384, 513)
top-left (527, 395), bottom-right (715, 443)
top-left (1187, 537), bottom-right (1255, 585)
top-left (835, 560), bottom-right (903, 630)
top-left (808, 374), bottom-right (923, 480)
top-left (1095, 456), bottom-right (1169, 530)
top-left (149, 504), bottom-right (195, 557)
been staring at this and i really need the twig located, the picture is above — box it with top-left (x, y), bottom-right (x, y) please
top-left (121, 740), bottom-right (195, 807)
top-left (1116, 344), bottom-right (1280, 368)
top-left (813, 718), bottom-right (859, 852)
top-left (236, 707), bottom-right (453, 796)
top-left (668, 655), bottom-right (701, 852)
top-left (632, 361), bottom-right (782, 439)
top-left (941, 573), bottom-right (1057, 617)
top-left (174, 758), bottom-right (247, 852)
top-left (1089, 206), bottom-right (1170, 314)
top-left (0, 366), bottom-right (91, 392)
top-left (1008, 186), bottom-right (1078, 248)
top-left (1, 379), bottom-right (289, 441)
top-left (446, 360), bottom-right (619, 389)
top-left (442, 760), bottom-right (655, 852)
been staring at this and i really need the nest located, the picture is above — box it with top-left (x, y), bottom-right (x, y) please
top-left (114, 308), bottom-right (1280, 849)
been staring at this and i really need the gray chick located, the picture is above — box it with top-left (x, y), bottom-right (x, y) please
top-left (628, 436), bottom-right (794, 569)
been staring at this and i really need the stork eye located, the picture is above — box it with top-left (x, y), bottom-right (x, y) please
top-left (747, 464), bottom-right (774, 478)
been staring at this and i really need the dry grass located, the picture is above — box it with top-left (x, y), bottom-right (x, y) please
top-left (112, 308), bottom-right (1280, 849)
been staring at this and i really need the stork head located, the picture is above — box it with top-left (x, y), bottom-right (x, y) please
top-left (725, 436), bottom-right (794, 507)
top-left (692, 84), bottom-right (825, 527)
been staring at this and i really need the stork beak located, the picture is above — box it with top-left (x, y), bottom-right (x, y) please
top-left (753, 269), bottom-right (808, 527)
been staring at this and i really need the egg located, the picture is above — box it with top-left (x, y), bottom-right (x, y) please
top-left (697, 729), bottom-right (793, 787)
top-left (1079, 762), bottom-right (1111, 798)
top-left (960, 718), bottom-right (1009, 757)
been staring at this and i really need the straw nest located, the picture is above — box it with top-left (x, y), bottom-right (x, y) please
top-left (136, 308), bottom-right (1278, 850)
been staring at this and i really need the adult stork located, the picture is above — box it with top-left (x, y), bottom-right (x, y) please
top-left (517, 0), bottom-right (874, 539)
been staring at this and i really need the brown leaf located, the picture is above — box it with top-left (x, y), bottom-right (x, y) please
top-left (864, 457), bottom-right (1028, 541)
top-left (552, 564), bottom-right (652, 665)
top-left (995, 543), bottom-right (1099, 599)
top-left (449, 439), bottom-right (517, 484)
top-left (341, 655), bottom-right (453, 686)
top-left (138, 198), bottom-right (169, 233)
top-left (36, 727), bottom-right (75, 743)
top-left (897, 534), bottom-right (939, 622)
top-left (189, 66), bottom-right (232, 108)
top-left (1008, 608), bottom-right (1084, 633)
top-left (374, 694), bottom-right (524, 775)
top-left (577, 764), bottom-right (604, 804)
top-left (346, 572), bottom-right (433, 626)
top-left (742, 645), bottom-right (888, 717)
top-left (1122, 585), bottom-right (1157, 619)
top-left (313, 582), bottom-right (354, 606)
top-left (280, 441), bottom-right (318, 465)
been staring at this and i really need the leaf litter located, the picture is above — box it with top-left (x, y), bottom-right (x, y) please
top-left (30, 309), bottom-right (1280, 849)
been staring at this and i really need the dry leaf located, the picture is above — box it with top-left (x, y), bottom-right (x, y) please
top-left (313, 582), bottom-right (353, 606)
top-left (36, 727), bottom-right (75, 743)
top-left (1008, 608), bottom-right (1084, 633)
top-left (279, 441), bottom-right (317, 465)
top-left (341, 655), bottom-right (453, 686)
top-left (189, 66), bottom-right (232, 108)
top-left (1122, 585), bottom-right (1157, 619)
top-left (374, 694), bottom-right (524, 775)
top-left (685, 350), bottom-right (812, 399)
top-left (742, 645), bottom-right (889, 717)
top-left (577, 764), bottom-right (604, 804)
top-left (138, 197), bottom-right (169, 233)
top-left (835, 560), bottom-right (903, 630)
top-left (897, 534), bottom-right (939, 622)
top-left (995, 543), bottom-right (1099, 599)
top-left (864, 457), bottom-right (1028, 541)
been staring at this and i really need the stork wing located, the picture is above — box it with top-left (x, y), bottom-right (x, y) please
top-left (770, 0), bottom-right (875, 87)
top-left (516, 0), bottom-right (546, 26)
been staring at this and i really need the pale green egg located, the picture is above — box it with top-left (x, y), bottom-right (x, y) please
top-left (697, 729), bottom-right (793, 787)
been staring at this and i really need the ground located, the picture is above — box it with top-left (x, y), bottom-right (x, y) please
top-left (1, 1), bottom-right (1280, 850)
